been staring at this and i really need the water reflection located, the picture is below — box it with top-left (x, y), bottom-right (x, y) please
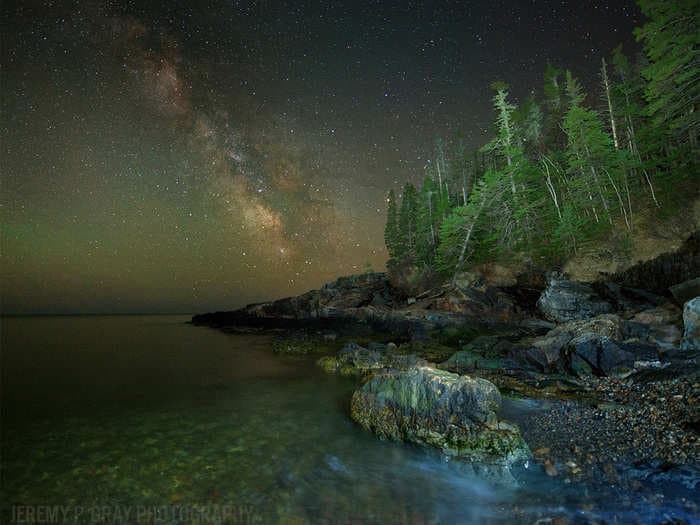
top-left (1, 316), bottom-right (697, 524)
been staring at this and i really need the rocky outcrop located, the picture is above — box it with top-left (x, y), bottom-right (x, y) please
top-left (192, 274), bottom-right (527, 337)
top-left (609, 232), bottom-right (700, 299)
top-left (523, 314), bottom-right (666, 377)
top-left (681, 297), bottom-right (700, 350)
top-left (317, 342), bottom-right (428, 376)
top-left (537, 277), bottom-right (613, 322)
top-left (525, 314), bottom-right (623, 372)
top-left (192, 273), bottom-right (392, 327)
top-left (565, 334), bottom-right (657, 377)
top-left (434, 285), bottom-right (518, 322)
top-left (597, 281), bottom-right (667, 312)
top-left (629, 304), bottom-right (683, 347)
top-left (670, 278), bottom-right (700, 305)
top-left (349, 366), bottom-right (529, 463)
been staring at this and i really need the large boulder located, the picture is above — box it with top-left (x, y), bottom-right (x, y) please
top-left (681, 297), bottom-right (700, 350)
top-left (320, 273), bottom-right (391, 309)
top-left (434, 286), bottom-right (518, 322)
top-left (670, 278), bottom-right (700, 305)
top-left (525, 314), bottom-right (624, 372)
top-left (537, 277), bottom-right (613, 322)
top-left (350, 367), bottom-right (529, 464)
top-left (525, 313), bottom-right (665, 376)
top-left (629, 304), bottom-right (683, 347)
top-left (564, 334), bottom-right (656, 377)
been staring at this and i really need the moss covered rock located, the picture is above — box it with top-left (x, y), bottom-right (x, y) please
top-left (350, 366), bottom-right (529, 464)
top-left (317, 342), bottom-right (428, 376)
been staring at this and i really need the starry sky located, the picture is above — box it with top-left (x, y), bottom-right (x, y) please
top-left (1, 0), bottom-right (641, 314)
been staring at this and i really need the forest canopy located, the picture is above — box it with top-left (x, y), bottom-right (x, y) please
top-left (383, 0), bottom-right (699, 283)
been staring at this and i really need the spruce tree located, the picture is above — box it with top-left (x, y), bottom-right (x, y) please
top-left (562, 71), bottom-right (630, 230)
top-left (543, 63), bottom-right (567, 150)
top-left (415, 176), bottom-right (439, 266)
top-left (397, 183), bottom-right (419, 259)
top-left (611, 46), bottom-right (660, 206)
top-left (384, 190), bottom-right (399, 264)
top-left (635, 0), bottom-right (700, 149)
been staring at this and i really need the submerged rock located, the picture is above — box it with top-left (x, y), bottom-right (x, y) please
top-left (626, 459), bottom-right (700, 491)
top-left (537, 277), bottom-right (613, 322)
top-left (349, 366), bottom-right (529, 464)
top-left (681, 297), bottom-right (700, 350)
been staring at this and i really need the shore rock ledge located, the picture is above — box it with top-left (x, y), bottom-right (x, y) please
top-left (350, 366), bottom-right (529, 464)
top-left (537, 277), bottom-right (612, 322)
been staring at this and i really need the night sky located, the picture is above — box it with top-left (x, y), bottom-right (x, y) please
top-left (1, 0), bottom-right (641, 314)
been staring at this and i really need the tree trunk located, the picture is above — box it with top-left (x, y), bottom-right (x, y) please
top-left (601, 58), bottom-right (620, 150)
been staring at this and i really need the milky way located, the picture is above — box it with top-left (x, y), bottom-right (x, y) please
top-left (1, 0), bottom-right (640, 313)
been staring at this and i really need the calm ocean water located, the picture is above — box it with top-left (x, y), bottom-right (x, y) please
top-left (1, 315), bottom-right (696, 524)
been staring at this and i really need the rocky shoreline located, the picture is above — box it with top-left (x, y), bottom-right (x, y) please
top-left (192, 232), bottom-right (700, 486)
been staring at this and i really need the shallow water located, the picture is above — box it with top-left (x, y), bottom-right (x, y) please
top-left (1, 316), bottom-right (697, 524)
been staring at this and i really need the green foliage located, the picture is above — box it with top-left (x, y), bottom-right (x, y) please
top-left (436, 174), bottom-right (495, 275)
top-left (397, 183), bottom-right (419, 258)
top-left (635, 0), bottom-right (700, 148)
top-left (415, 176), bottom-right (439, 266)
top-left (380, 4), bottom-right (698, 281)
top-left (384, 189), bottom-right (399, 266)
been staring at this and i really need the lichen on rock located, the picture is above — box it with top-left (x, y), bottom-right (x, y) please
top-left (349, 366), bottom-right (529, 464)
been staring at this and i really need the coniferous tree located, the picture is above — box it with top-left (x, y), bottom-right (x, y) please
top-left (518, 97), bottom-right (545, 159)
top-left (611, 46), bottom-right (660, 206)
top-left (381, 3), bottom-right (696, 279)
top-left (437, 170), bottom-right (508, 279)
top-left (415, 176), bottom-right (439, 266)
top-left (635, 0), bottom-right (700, 149)
top-left (397, 183), bottom-right (419, 258)
top-left (563, 71), bottom-right (631, 230)
top-left (484, 82), bottom-right (539, 248)
top-left (384, 189), bottom-right (400, 264)
top-left (543, 63), bottom-right (568, 150)
top-left (600, 57), bottom-right (621, 150)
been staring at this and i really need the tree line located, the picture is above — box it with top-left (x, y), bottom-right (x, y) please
top-left (384, 0), bottom-right (698, 283)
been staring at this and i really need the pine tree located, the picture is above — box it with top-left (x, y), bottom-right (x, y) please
top-left (379, 7), bottom-right (698, 277)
